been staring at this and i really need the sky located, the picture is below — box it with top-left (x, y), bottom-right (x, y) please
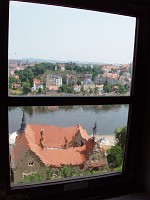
top-left (9, 1), bottom-right (136, 64)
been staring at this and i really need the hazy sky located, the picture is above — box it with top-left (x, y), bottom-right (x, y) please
top-left (9, 1), bottom-right (136, 64)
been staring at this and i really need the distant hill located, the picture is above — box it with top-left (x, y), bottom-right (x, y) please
top-left (9, 58), bottom-right (110, 65)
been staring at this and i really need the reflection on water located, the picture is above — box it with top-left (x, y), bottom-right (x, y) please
top-left (21, 105), bottom-right (122, 115)
top-left (8, 105), bottom-right (128, 135)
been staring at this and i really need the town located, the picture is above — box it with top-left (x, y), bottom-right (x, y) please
top-left (8, 59), bottom-right (132, 96)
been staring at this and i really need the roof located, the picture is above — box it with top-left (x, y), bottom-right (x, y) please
top-left (49, 85), bottom-right (59, 91)
top-left (33, 78), bottom-right (41, 85)
top-left (12, 124), bottom-right (89, 168)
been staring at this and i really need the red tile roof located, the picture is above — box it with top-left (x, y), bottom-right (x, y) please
top-left (12, 124), bottom-right (89, 168)
top-left (33, 78), bottom-right (40, 85)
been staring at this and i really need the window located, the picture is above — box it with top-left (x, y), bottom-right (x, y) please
top-left (28, 161), bottom-right (34, 167)
top-left (0, 0), bottom-right (149, 199)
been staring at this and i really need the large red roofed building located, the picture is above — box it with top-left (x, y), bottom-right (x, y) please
top-left (10, 109), bottom-right (108, 184)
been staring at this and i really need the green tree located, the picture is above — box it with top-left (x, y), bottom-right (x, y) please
top-left (38, 87), bottom-right (42, 94)
top-left (107, 126), bottom-right (127, 168)
top-left (118, 85), bottom-right (126, 94)
top-left (22, 81), bottom-right (31, 94)
top-left (94, 87), bottom-right (98, 94)
top-left (103, 84), bottom-right (112, 93)
top-left (89, 87), bottom-right (93, 94)
top-left (115, 126), bottom-right (127, 150)
top-left (15, 68), bottom-right (34, 87)
top-left (9, 76), bottom-right (20, 84)
top-left (107, 145), bottom-right (123, 168)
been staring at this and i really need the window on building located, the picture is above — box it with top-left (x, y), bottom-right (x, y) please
top-left (0, 0), bottom-right (148, 199)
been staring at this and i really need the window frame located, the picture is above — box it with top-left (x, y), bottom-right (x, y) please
top-left (0, 0), bottom-right (149, 199)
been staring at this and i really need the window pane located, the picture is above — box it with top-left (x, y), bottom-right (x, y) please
top-left (9, 105), bottom-right (129, 185)
top-left (8, 1), bottom-right (136, 96)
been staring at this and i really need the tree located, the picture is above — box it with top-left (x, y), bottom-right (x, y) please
top-left (103, 84), bottom-right (112, 93)
top-left (9, 76), bottom-right (19, 84)
top-left (38, 87), bottom-right (42, 94)
top-left (107, 145), bottom-right (123, 168)
top-left (9, 76), bottom-right (21, 89)
top-left (22, 81), bottom-right (31, 94)
top-left (15, 68), bottom-right (34, 87)
top-left (94, 87), bottom-right (98, 94)
top-left (107, 126), bottom-right (127, 168)
top-left (89, 87), bottom-right (93, 94)
top-left (118, 84), bottom-right (126, 94)
top-left (115, 126), bottom-right (127, 150)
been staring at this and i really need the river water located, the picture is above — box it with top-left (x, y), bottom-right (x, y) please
top-left (8, 105), bottom-right (129, 135)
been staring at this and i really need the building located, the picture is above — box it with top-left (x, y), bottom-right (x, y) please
top-left (66, 74), bottom-right (77, 85)
top-left (55, 63), bottom-right (65, 71)
top-left (10, 110), bottom-right (107, 184)
top-left (31, 78), bottom-right (43, 92)
top-left (46, 75), bottom-right (62, 88)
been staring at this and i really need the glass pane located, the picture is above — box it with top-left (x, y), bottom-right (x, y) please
top-left (9, 105), bottom-right (129, 185)
top-left (8, 1), bottom-right (136, 96)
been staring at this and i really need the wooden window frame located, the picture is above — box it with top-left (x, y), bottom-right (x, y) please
top-left (0, 0), bottom-right (149, 199)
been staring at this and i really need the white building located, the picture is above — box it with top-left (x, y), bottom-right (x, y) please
top-left (46, 75), bottom-right (62, 87)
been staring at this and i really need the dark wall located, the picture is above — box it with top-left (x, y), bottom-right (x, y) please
top-left (13, 150), bottom-right (46, 184)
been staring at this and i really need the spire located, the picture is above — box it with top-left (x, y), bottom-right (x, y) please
top-left (92, 122), bottom-right (97, 140)
top-left (22, 108), bottom-right (26, 124)
top-left (18, 108), bottom-right (26, 134)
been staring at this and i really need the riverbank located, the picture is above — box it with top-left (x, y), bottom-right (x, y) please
top-left (89, 134), bottom-right (116, 148)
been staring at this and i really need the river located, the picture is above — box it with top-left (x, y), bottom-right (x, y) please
top-left (8, 105), bottom-right (129, 135)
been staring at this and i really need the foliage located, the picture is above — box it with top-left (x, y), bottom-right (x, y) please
top-left (94, 87), bottom-right (99, 94)
top-left (9, 89), bottom-right (22, 95)
top-left (22, 81), bottom-right (31, 94)
top-left (22, 172), bottom-right (43, 183)
top-left (15, 67), bottom-right (34, 87)
top-left (58, 85), bottom-right (74, 93)
top-left (46, 165), bottom-right (101, 180)
top-left (114, 126), bottom-right (127, 150)
top-left (9, 76), bottom-right (20, 89)
top-left (9, 76), bottom-right (20, 84)
top-left (107, 145), bottom-right (123, 168)
top-left (92, 66), bottom-right (102, 78)
top-left (38, 87), bottom-right (43, 94)
top-left (107, 126), bottom-right (127, 168)
top-left (118, 84), bottom-right (126, 94)
top-left (103, 84), bottom-right (112, 93)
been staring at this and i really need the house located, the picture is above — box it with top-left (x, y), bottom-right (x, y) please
top-left (31, 78), bottom-right (43, 92)
top-left (11, 82), bottom-right (21, 90)
top-left (94, 74), bottom-right (107, 84)
top-left (10, 110), bottom-right (108, 184)
top-left (48, 85), bottom-right (59, 91)
top-left (83, 73), bottom-right (93, 80)
top-left (66, 74), bottom-right (77, 85)
top-left (55, 63), bottom-right (65, 71)
top-left (46, 75), bottom-right (62, 88)
top-left (95, 84), bottom-right (104, 94)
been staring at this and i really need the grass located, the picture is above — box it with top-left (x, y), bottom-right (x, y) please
top-left (9, 89), bottom-right (23, 95)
